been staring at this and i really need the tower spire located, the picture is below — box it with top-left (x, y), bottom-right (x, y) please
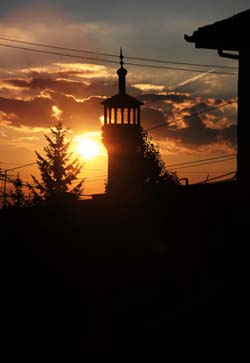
top-left (117, 48), bottom-right (127, 94)
top-left (120, 47), bottom-right (124, 67)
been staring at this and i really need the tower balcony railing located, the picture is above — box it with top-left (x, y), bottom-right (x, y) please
top-left (104, 107), bottom-right (140, 125)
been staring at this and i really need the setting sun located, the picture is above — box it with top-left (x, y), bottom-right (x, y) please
top-left (74, 133), bottom-right (106, 160)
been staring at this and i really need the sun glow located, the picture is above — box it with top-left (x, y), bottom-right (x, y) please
top-left (74, 132), bottom-right (106, 160)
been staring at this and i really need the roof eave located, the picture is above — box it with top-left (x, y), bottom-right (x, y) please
top-left (101, 95), bottom-right (144, 107)
top-left (184, 33), bottom-right (239, 51)
top-left (184, 9), bottom-right (250, 51)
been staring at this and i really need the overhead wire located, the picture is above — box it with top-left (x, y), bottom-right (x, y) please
top-left (0, 161), bottom-right (26, 166)
top-left (2, 154), bottom-right (236, 175)
top-left (0, 43), bottom-right (237, 75)
top-left (6, 162), bottom-right (37, 171)
top-left (196, 171), bottom-right (236, 183)
top-left (145, 99), bottom-right (237, 132)
top-left (166, 153), bottom-right (236, 168)
top-left (170, 157), bottom-right (236, 170)
top-left (177, 170), bottom-right (234, 173)
top-left (0, 36), bottom-right (237, 69)
top-left (0, 43), bottom-right (118, 65)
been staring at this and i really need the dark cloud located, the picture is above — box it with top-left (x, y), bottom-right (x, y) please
top-left (2, 76), bottom-right (118, 99)
top-left (147, 112), bottom-right (236, 149)
top-left (0, 91), bottom-right (105, 132)
top-left (186, 101), bottom-right (210, 115)
top-left (0, 71), bottom-right (117, 131)
top-left (0, 95), bottom-right (53, 127)
top-left (138, 93), bottom-right (190, 104)
top-left (219, 124), bottom-right (237, 147)
top-left (5, 77), bottom-right (81, 97)
top-left (139, 94), bottom-right (237, 149)
top-left (168, 114), bottom-right (218, 146)
top-left (141, 107), bottom-right (166, 134)
top-left (47, 92), bottom-right (104, 131)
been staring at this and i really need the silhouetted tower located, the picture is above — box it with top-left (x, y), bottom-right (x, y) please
top-left (101, 49), bottom-right (144, 195)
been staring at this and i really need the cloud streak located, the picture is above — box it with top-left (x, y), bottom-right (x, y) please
top-left (170, 68), bottom-right (216, 90)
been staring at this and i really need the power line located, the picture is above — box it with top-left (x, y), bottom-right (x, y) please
top-left (0, 36), bottom-right (118, 58)
top-left (0, 161), bottom-right (26, 166)
top-left (197, 171), bottom-right (236, 183)
top-left (0, 43), bottom-right (237, 76)
top-left (0, 43), bottom-right (118, 65)
top-left (85, 179), bottom-right (106, 183)
top-left (170, 157), bottom-right (236, 170)
top-left (0, 36), bottom-right (237, 70)
top-left (2, 160), bottom-right (106, 180)
top-left (126, 56), bottom-right (237, 70)
top-left (86, 176), bottom-right (107, 180)
top-left (1, 153), bottom-right (236, 181)
top-left (6, 162), bottom-right (36, 171)
top-left (177, 170), bottom-right (234, 173)
top-left (145, 99), bottom-right (237, 132)
top-left (2, 154), bottom-right (236, 174)
top-left (82, 168), bottom-right (106, 171)
top-left (167, 153), bottom-right (236, 168)
top-left (125, 62), bottom-right (236, 75)
top-left (79, 175), bottom-right (107, 182)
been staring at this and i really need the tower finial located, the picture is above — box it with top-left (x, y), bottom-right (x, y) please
top-left (120, 47), bottom-right (124, 67)
top-left (117, 47), bottom-right (127, 94)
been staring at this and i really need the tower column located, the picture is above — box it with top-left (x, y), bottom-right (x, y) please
top-left (128, 108), bottom-right (131, 124)
top-left (133, 109), bottom-right (136, 124)
top-left (109, 107), bottom-right (112, 124)
top-left (121, 108), bottom-right (124, 124)
top-left (104, 106), bottom-right (107, 125)
top-left (137, 108), bottom-right (141, 125)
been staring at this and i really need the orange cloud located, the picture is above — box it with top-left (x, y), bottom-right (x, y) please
top-left (132, 83), bottom-right (165, 92)
top-left (51, 105), bottom-right (63, 121)
top-left (54, 63), bottom-right (109, 78)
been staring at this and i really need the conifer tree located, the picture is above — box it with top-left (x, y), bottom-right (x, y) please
top-left (28, 122), bottom-right (84, 204)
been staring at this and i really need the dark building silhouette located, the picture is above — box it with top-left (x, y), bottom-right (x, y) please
top-left (101, 49), bottom-right (144, 195)
top-left (184, 9), bottom-right (250, 186)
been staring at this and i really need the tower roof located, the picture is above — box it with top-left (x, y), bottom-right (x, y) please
top-left (101, 49), bottom-right (143, 108)
top-left (101, 93), bottom-right (143, 107)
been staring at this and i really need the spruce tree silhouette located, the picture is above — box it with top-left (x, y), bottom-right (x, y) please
top-left (28, 121), bottom-right (84, 205)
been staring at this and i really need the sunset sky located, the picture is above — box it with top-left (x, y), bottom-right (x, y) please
top-left (0, 0), bottom-right (249, 197)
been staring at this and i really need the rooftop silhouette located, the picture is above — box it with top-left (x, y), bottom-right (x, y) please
top-left (185, 8), bottom-right (250, 187)
top-left (184, 8), bottom-right (250, 50)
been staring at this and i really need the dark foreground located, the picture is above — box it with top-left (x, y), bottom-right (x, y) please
top-left (2, 182), bottom-right (247, 358)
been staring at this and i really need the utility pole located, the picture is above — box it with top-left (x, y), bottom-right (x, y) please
top-left (3, 169), bottom-right (7, 209)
